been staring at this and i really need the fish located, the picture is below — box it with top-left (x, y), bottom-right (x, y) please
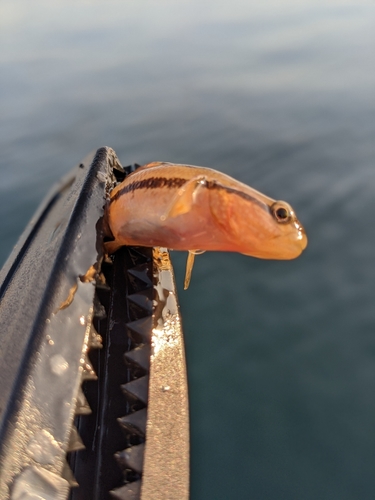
top-left (105, 162), bottom-right (307, 288)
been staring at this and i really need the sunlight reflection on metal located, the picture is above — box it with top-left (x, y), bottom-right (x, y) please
top-left (140, 248), bottom-right (189, 500)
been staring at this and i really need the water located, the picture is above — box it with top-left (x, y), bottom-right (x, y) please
top-left (1, 1), bottom-right (375, 498)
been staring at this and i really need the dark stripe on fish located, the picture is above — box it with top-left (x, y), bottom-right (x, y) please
top-left (206, 180), bottom-right (267, 211)
top-left (111, 176), bottom-right (268, 211)
top-left (111, 177), bottom-right (187, 202)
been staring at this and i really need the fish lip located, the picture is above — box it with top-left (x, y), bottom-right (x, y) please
top-left (271, 224), bottom-right (308, 259)
top-left (241, 231), bottom-right (307, 259)
top-left (296, 227), bottom-right (308, 251)
top-left (300, 232), bottom-right (308, 250)
top-left (270, 221), bottom-right (308, 249)
top-left (291, 218), bottom-right (308, 249)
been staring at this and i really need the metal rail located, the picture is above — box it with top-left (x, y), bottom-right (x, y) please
top-left (0, 148), bottom-right (190, 500)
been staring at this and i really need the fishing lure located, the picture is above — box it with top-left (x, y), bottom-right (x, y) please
top-left (105, 162), bottom-right (307, 288)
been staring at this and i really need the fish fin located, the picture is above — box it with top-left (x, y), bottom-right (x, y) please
top-left (184, 251), bottom-right (196, 290)
top-left (140, 161), bottom-right (165, 168)
top-left (142, 161), bottom-right (183, 168)
top-left (130, 161), bottom-right (164, 174)
top-left (183, 250), bottom-right (206, 290)
top-left (162, 176), bottom-right (206, 220)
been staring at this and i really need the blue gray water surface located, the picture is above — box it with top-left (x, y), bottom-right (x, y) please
top-left (1, 1), bottom-right (375, 499)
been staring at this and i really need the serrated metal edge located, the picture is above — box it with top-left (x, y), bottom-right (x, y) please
top-left (127, 290), bottom-right (153, 314)
top-left (124, 345), bottom-right (151, 371)
top-left (126, 317), bottom-right (153, 343)
top-left (74, 386), bottom-right (92, 416)
top-left (120, 376), bottom-right (149, 406)
top-left (139, 247), bottom-right (189, 500)
top-left (117, 409), bottom-right (147, 437)
top-left (114, 443), bottom-right (145, 474)
top-left (61, 459), bottom-right (79, 488)
top-left (67, 425), bottom-right (85, 454)
top-left (110, 480), bottom-right (141, 500)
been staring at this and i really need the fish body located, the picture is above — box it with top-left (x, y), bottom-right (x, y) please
top-left (106, 162), bottom-right (307, 260)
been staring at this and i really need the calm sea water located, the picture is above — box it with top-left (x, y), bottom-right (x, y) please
top-left (1, 1), bottom-right (375, 498)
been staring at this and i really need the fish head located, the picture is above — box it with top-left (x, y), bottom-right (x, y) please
top-left (238, 199), bottom-right (308, 260)
top-left (209, 185), bottom-right (307, 259)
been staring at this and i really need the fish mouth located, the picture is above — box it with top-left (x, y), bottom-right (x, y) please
top-left (240, 219), bottom-right (308, 260)
top-left (275, 216), bottom-right (307, 254)
top-left (278, 224), bottom-right (307, 259)
top-left (262, 223), bottom-right (308, 260)
top-left (269, 235), bottom-right (307, 260)
top-left (294, 221), bottom-right (308, 251)
top-left (299, 231), bottom-right (308, 251)
top-left (242, 232), bottom-right (307, 260)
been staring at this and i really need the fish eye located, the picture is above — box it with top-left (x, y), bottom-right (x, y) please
top-left (271, 201), bottom-right (292, 224)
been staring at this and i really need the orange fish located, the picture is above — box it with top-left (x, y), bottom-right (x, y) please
top-left (105, 162), bottom-right (307, 288)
